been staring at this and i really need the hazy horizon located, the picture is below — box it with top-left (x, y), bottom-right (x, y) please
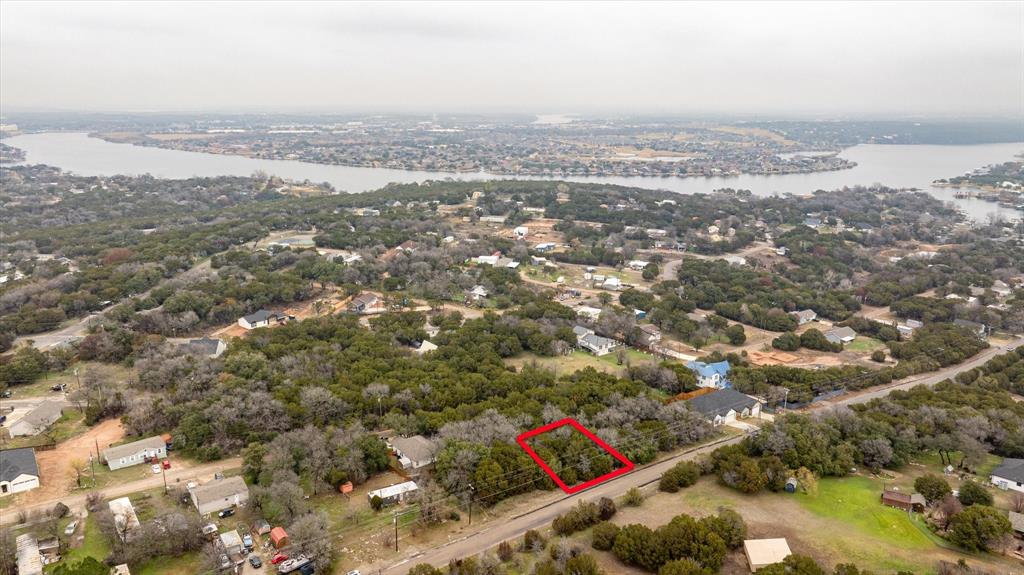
top-left (2, 1), bottom-right (1023, 118)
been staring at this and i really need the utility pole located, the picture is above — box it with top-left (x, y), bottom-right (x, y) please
top-left (467, 483), bottom-right (476, 526)
top-left (93, 438), bottom-right (101, 486)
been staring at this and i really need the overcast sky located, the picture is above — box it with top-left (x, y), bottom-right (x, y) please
top-left (1, 1), bottom-right (1021, 117)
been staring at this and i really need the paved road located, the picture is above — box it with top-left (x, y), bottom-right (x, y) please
top-left (1, 457), bottom-right (242, 526)
top-left (817, 337), bottom-right (1024, 408)
top-left (362, 435), bottom-right (744, 574)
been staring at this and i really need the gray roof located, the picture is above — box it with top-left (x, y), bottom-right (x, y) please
top-left (102, 436), bottom-right (166, 462)
top-left (687, 389), bottom-right (759, 418)
top-left (390, 435), bottom-right (437, 463)
top-left (825, 326), bottom-right (857, 342)
top-left (992, 457), bottom-right (1024, 483)
top-left (572, 325), bottom-right (593, 337)
top-left (793, 309), bottom-right (817, 320)
top-left (191, 476), bottom-right (249, 506)
top-left (581, 333), bottom-right (617, 349)
top-left (242, 309), bottom-right (285, 324)
top-left (18, 401), bottom-right (63, 428)
top-left (0, 448), bottom-right (39, 482)
top-left (351, 293), bottom-right (379, 307)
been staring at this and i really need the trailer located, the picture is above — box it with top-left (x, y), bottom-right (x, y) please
top-left (277, 555), bottom-right (313, 574)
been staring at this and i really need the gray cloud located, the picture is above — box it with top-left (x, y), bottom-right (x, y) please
top-left (1, 1), bottom-right (1021, 117)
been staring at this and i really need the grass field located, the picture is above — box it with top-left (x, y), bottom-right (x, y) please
top-left (844, 336), bottom-right (885, 353)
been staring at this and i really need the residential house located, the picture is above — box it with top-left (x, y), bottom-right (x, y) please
top-left (686, 361), bottom-right (731, 389)
top-left (182, 337), bottom-right (227, 358)
top-left (991, 458), bottom-right (1024, 493)
top-left (791, 309), bottom-right (817, 326)
top-left (627, 260), bottom-right (650, 271)
top-left (108, 497), bottom-right (141, 541)
top-left (602, 276), bottom-right (622, 291)
top-left (349, 293), bottom-right (380, 314)
top-left (646, 228), bottom-right (668, 238)
top-left (237, 309), bottom-right (289, 330)
top-left (824, 326), bottom-right (857, 345)
top-left (743, 538), bottom-right (791, 572)
top-left (637, 324), bottom-right (662, 347)
top-left (575, 306), bottom-right (602, 321)
top-left (686, 389), bottom-right (761, 426)
top-left (15, 534), bottom-right (42, 575)
top-left (474, 254), bottom-right (500, 266)
top-left (190, 476), bottom-right (250, 516)
top-left (897, 319), bottom-right (923, 337)
top-left (992, 280), bottom-right (1012, 298)
top-left (368, 481), bottom-right (419, 506)
top-left (573, 326), bottom-right (619, 356)
top-left (880, 490), bottom-right (925, 512)
top-left (802, 217), bottom-right (822, 228)
top-left (389, 435), bottom-right (437, 471)
top-left (534, 242), bottom-right (556, 252)
top-left (102, 436), bottom-right (167, 471)
top-left (467, 285), bottom-right (489, 303)
top-left (7, 401), bottom-right (63, 437)
top-left (413, 340), bottom-right (438, 354)
top-left (479, 215), bottom-right (506, 224)
top-left (954, 319), bottom-right (988, 338)
top-left (723, 255), bottom-right (747, 266)
top-left (1009, 511), bottom-right (1024, 538)
top-left (0, 448), bottom-right (39, 496)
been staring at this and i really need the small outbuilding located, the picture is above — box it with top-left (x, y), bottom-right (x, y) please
top-left (367, 480), bottom-right (419, 506)
top-left (880, 489), bottom-right (925, 512)
top-left (269, 526), bottom-right (289, 549)
top-left (252, 519), bottom-right (272, 536)
top-left (219, 530), bottom-right (243, 556)
top-left (743, 538), bottom-right (792, 572)
top-left (784, 477), bottom-right (799, 493)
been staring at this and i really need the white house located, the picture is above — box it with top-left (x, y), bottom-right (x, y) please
top-left (573, 326), bottom-right (619, 356)
top-left (791, 309), bottom-right (817, 326)
top-left (389, 435), bottom-right (437, 471)
top-left (102, 436), bottom-right (167, 471)
top-left (723, 255), bottom-right (747, 266)
top-left (6, 401), bottom-right (63, 437)
top-left (0, 448), bottom-right (40, 497)
top-left (237, 309), bottom-right (289, 330)
top-left (15, 534), bottom-right (42, 575)
top-left (686, 361), bottom-right (731, 389)
top-left (825, 326), bottom-right (857, 345)
top-left (627, 260), bottom-right (650, 271)
top-left (467, 285), bottom-right (489, 303)
top-left (368, 481), bottom-right (419, 506)
top-left (602, 276), bottom-right (622, 290)
top-left (190, 476), bottom-right (251, 516)
top-left (897, 319), bottom-right (923, 337)
top-left (991, 458), bottom-right (1024, 494)
top-left (744, 538), bottom-right (792, 572)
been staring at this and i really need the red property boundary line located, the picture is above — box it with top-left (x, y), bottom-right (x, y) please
top-left (515, 418), bottom-right (635, 494)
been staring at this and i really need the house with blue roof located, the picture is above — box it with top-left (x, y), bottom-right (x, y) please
top-left (686, 360), bottom-right (731, 389)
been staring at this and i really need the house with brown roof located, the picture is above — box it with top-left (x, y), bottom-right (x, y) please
top-left (880, 489), bottom-right (925, 512)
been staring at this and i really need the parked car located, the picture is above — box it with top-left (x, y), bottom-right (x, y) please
top-left (161, 459), bottom-right (171, 469)
top-left (218, 508), bottom-right (235, 518)
top-left (218, 554), bottom-right (231, 570)
top-left (270, 553), bottom-right (289, 565)
top-left (0, 390), bottom-right (12, 398)
top-left (50, 384), bottom-right (66, 392)
top-left (346, 571), bottom-right (361, 575)
top-left (248, 555), bottom-right (262, 568)
top-left (151, 464), bottom-right (162, 474)
top-left (64, 521), bottom-right (78, 536)
top-left (242, 534), bottom-right (253, 549)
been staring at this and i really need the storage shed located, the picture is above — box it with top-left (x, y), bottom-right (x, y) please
top-left (270, 526), bottom-right (289, 549)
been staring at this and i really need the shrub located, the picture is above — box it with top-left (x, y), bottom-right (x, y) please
top-left (552, 501), bottom-right (601, 536)
top-left (523, 529), bottom-right (545, 552)
top-left (598, 496), bottom-right (617, 520)
top-left (659, 461), bottom-right (701, 493)
top-left (623, 487), bottom-right (645, 506)
top-left (591, 521), bottom-right (620, 551)
top-left (771, 332), bottom-right (800, 351)
top-left (612, 524), bottom-right (665, 571)
top-left (407, 565), bottom-right (442, 575)
top-left (658, 558), bottom-right (706, 575)
top-left (871, 349), bottom-right (886, 362)
top-left (370, 495), bottom-right (384, 511)
top-left (496, 540), bottom-right (514, 562)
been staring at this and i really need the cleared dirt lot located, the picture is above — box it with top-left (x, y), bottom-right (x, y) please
top-left (27, 418), bottom-right (125, 503)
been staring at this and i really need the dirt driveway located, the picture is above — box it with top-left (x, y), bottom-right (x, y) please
top-left (27, 418), bottom-right (126, 503)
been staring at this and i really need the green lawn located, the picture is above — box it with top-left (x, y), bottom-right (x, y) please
top-left (50, 515), bottom-right (111, 571)
top-left (796, 476), bottom-right (933, 551)
top-left (845, 336), bottom-right (885, 353)
top-left (135, 553), bottom-right (203, 575)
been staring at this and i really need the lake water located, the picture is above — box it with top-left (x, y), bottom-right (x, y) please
top-left (5, 132), bottom-right (1023, 221)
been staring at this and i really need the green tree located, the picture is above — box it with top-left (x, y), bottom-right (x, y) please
top-left (957, 481), bottom-right (993, 507)
top-left (771, 332), bottom-right (800, 351)
top-left (592, 521), bottom-right (620, 551)
top-left (612, 524), bottom-right (666, 571)
top-left (725, 324), bottom-right (746, 345)
top-left (913, 473), bottom-right (951, 505)
top-left (756, 554), bottom-right (827, 575)
top-left (658, 558), bottom-right (707, 575)
top-left (948, 505), bottom-right (1012, 551)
